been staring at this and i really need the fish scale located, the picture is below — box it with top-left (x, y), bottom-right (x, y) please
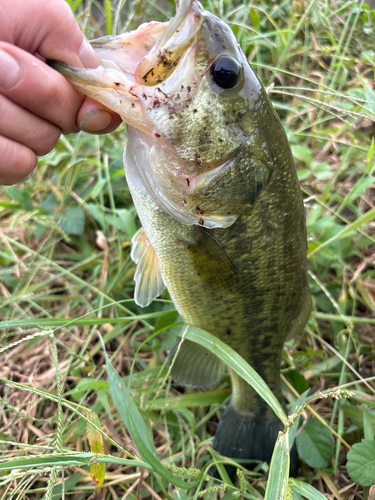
top-left (52, 0), bottom-right (311, 476)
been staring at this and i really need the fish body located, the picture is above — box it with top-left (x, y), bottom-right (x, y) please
top-left (53, 0), bottom-right (311, 473)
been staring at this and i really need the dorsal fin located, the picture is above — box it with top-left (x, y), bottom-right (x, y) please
top-left (131, 228), bottom-right (165, 307)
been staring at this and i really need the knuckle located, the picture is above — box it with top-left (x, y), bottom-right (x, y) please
top-left (33, 124), bottom-right (61, 156)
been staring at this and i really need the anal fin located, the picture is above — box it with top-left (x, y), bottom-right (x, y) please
top-left (131, 228), bottom-right (165, 307)
top-left (168, 337), bottom-right (225, 388)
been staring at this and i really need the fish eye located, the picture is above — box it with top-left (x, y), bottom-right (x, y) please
top-left (210, 56), bottom-right (240, 89)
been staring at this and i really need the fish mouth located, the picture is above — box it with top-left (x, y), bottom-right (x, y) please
top-left (135, 0), bottom-right (205, 86)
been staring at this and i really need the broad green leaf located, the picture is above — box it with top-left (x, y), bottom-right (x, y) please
top-left (180, 325), bottom-right (288, 426)
top-left (86, 202), bottom-right (104, 228)
top-left (285, 369), bottom-right (309, 395)
top-left (103, 342), bottom-right (198, 489)
top-left (117, 208), bottom-right (137, 238)
top-left (66, 378), bottom-right (109, 396)
top-left (59, 207), bottom-right (85, 235)
top-left (296, 419), bottom-right (334, 469)
top-left (291, 145), bottom-right (312, 166)
top-left (347, 439), bottom-right (375, 486)
top-left (264, 430), bottom-right (289, 500)
top-left (289, 478), bottom-right (329, 500)
top-left (363, 405), bottom-right (374, 441)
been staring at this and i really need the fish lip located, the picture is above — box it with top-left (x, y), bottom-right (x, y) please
top-left (135, 0), bottom-right (205, 86)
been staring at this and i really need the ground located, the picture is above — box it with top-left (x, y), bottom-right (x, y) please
top-left (1, 1), bottom-right (375, 499)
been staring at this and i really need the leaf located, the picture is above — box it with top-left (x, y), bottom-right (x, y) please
top-left (296, 419), bottom-right (334, 469)
top-left (51, 471), bottom-right (84, 499)
top-left (149, 389), bottom-right (230, 410)
top-left (221, 491), bottom-right (241, 499)
top-left (105, 0), bottom-right (113, 34)
top-left (347, 439), bottom-right (375, 486)
top-left (116, 208), bottom-right (137, 238)
top-left (289, 488), bottom-right (304, 500)
top-left (308, 207), bottom-right (375, 258)
top-left (289, 478), bottom-right (329, 500)
top-left (173, 490), bottom-right (189, 500)
top-left (367, 137), bottom-right (374, 174)
top-left (105, 353), bottom-right (156, 456)
top-left (291, 145), bottom-right (312, 166)
top-left (179, 325), bottom-right (288, 426)
top-left (102, 337), bottom-right (199, 489)
top-left (86, 202), bottom-right (104, 228)
top-left (87, 411), bottom-right (105, 488)
top-left (0, 453), bottom-right (146, 471)
top-left (285, 369), bottom-right (309, 395)
top-left (363, 405), bottom-right (374, 441)
top-left (59, 207), bottom-right (85, 235)
top-left (90, 179), bottom-right (107, 198)
top-left (264, 430), bottom-right (290, 500)
top-left (66, 378), bottom-right (109, 397)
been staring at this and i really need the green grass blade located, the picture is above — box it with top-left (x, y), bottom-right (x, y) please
top-left (308, 207), bottom-right (375, 258)
top-left (363, 406), bottom-right (374, 441)
top-left (264, 430), bottom-right (289, 500)
top-left (289, 478), bottom-right (330, 500)
top-left (105, 0), bottom-right (113, 35)
top-left (0, 310), bottom-right (176, 330)
top-left (180, 325), bottom-right (288, 426)
top-left (102, 336), bottom-right (200, 489)
top-left (0, 453), bottom-right (146, 471)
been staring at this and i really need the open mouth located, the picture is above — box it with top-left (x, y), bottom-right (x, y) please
top-left (135, 0), bottom-right (204, 86)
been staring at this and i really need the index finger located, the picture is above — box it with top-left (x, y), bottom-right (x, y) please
top-left (0, 0), bottom-right (100, 68)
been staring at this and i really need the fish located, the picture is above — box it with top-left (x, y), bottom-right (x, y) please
top-left (51, 0), bottom-right (311, 475)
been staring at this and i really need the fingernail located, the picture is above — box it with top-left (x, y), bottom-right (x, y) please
top-left (79, 108), bottom-right (113, 132)
top-left (0, 49), bottom-right (21, 90)
top-left (78, 39), bottom-right (101, 68)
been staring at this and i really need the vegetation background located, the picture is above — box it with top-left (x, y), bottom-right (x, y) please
top-left (0, 0), bottom-right (375, 499)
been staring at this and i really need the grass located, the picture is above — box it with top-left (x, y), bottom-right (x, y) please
top-left (1, 0), bottom-right (375, 498)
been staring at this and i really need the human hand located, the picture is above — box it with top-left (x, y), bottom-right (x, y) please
top-left (0, 0), bottom-right (122, 185)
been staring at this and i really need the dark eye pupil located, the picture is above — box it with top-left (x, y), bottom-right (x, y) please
top-left (210, 56), bottom-right (240, 89)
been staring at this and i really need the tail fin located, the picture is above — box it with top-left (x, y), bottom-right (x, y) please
top-left (211, 403), bottom-right (298, 477)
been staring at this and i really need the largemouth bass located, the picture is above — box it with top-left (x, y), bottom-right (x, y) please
top-left (52, 0), bottom-right (311, 474)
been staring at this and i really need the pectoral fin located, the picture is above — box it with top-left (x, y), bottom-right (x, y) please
top-left (168, 337), bottom-right (225, 388)
top-left (131, 228), bottom-right (165, 307)
top-left (182, 228), bottom-right (237, 290)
